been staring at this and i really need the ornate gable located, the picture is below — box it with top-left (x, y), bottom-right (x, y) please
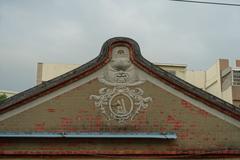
top-left (0, 37), bottom-right (239, 159)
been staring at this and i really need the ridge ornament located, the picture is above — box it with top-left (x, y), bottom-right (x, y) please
top-left (90, 46), bottom-right (152, 123)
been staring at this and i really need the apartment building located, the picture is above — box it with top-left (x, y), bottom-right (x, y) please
top-left (37, 59), bottom-right (240, 107)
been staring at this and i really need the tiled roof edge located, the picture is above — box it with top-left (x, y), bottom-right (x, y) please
top-left (0, 37), bottom-right (239, 120)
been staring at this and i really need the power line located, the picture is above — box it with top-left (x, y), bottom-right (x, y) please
top-left (170, 0), bottom-right (240, 6)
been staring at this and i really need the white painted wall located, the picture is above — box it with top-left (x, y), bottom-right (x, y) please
top-left (222, 86), bottom-right (233, 104)
top-left (185, 70), bottom-right (205, 89)
top-left (37, 63), bottom-right (80, 84)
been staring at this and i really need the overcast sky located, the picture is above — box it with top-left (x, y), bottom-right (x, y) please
top-left (0, 0), bottom-right (240, 92)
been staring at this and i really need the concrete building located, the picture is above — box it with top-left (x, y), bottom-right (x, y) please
top-left (37, 59), bottom-right (240, 108)
top-left (36, 63), bottom-right (80, 85)
top-left (157, 59), bottom-right (240, 108)
top-left (0, 37), bottom-right (239, 159)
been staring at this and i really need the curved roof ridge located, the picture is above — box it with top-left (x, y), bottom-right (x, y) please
top-left (0, 37), bottom-right (239, 121)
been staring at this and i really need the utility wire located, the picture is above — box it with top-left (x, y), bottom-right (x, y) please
top-left (170, 0), bottom-right (240, 6)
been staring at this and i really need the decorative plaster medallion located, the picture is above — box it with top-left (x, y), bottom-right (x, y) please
top-left (90, 46), bottom-right (152, 123)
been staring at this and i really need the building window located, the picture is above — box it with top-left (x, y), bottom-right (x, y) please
top-left (232, 70), bottom-right (240, 86)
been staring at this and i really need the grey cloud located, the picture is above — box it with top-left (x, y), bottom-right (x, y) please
top-left (0, 0), bottom-right (240, 91)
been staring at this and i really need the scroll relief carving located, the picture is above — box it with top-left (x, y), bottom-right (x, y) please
top-left (90, 46), bottom-right (152, 123)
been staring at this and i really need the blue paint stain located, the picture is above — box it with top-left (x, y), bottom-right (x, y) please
top-left (0, 131), bottom-right (176, 139)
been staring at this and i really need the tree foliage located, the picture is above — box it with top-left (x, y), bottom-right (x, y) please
top-left (0, 93), bottom-right (7, 102)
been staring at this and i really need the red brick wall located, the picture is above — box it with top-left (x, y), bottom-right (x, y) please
top-left (0, 79), bottom-right (239, 156)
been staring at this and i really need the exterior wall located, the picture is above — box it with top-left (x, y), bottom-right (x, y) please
top-left (236, 59), bottom-right (240, 67)
top-left (221, 67), bottom-right (232, 91)
top-left (1, 37), bottom-right (239, 159)
top-left (222, 86), bottom-right (232, 104)
top-left (161, 59), bottom-right (240, 108)
top-left (0, 79), bottom-right (239, 156)
top-left (155, 64), bottom-right (187, 79)
top-left (233, 100), bottom-right (240, 108)
top-left (232, 86), bottom-right (240, 107)
top-left (37, 63), bottom-right (80, 84)
top-left (185, 70), bottom-right (205, 89)
top-left (221, 67), bottom-right (233, 104)
top-left (205, 60), bottom-right (222, 98)
top-left (232, 86), bottom-right (240, 100)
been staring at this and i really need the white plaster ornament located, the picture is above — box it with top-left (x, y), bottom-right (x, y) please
top-left (90, 47), bottom-right (152, 123)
